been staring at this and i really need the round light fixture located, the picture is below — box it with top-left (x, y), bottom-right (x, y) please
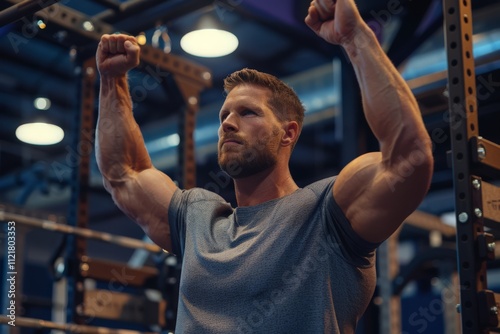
top-left (180, 29), bottom-right (238, 58)
top-left (16, 122), bottom-right (64, 145)
top-left (34, 97), bottom-right (51, 110)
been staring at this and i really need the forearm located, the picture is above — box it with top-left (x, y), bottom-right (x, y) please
top-left (96, 75), bottom-right (152, 183)
top-left (342, 25), bottom-right (432, 162)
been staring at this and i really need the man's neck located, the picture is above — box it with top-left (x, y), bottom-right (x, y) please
top-left (233, 166), bottom-right (299, 207)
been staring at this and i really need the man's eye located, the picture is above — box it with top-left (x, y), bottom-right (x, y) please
top-left (242, 109), bottom-right (256, 116)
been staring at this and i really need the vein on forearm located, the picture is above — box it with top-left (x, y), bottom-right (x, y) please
top-left (96, 76), bottom-right (152, 183)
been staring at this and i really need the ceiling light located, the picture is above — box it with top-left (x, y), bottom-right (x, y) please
top-left (82, 20), bottom-right (94, 32)
top-left (16, 122), bottom-right (64, 145)
top-left (36, 20), bottom-right (46, 30)
top-left (34, 97), bottom-right (51, 110)
top-left (181, 29), bottom-right (238, 57)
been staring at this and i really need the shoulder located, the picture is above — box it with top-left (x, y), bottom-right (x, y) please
top-left (168, 187), bottom-right (234, 257)
top-left (170, 187), bottom-right (234, 218)
top-left (173, 187), bottom-right (228, 203)
top-left (304, 176), bottom-right (337, 197)
top-left (280, 176), bottom-right (338, 216)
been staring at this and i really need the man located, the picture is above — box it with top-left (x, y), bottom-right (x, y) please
top-left (95, 0), bottom-right (433, 333)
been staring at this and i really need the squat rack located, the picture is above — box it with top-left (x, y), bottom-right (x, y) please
top-left (444, 0), bottom-right (500, 332)
top-left (376, 0), bottom-right (500, 332)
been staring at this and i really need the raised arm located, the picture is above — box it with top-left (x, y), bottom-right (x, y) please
top-left (95, 34), bottom-right (178, 251)
top-left (306, 0), bottom-right (434, 243)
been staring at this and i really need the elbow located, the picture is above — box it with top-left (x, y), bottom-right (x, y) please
top-left (386, 131), bottom-right (434, 192)
top-left (420, 150), bottom-right (434, 192)
top-left (406, 135), bottom-right (434, 191)
top-left (102, 177), bottom-right (137, 222)
top-left (102, 178), bottom-right (123, 207)
top-left (99, 162), bottom-right (132, 191)
top-left (100, 170), bottom-right (130, 202)
top-left (386, 129), bottom-right (434, 168)
top-left (101, 174), bottom-right (131, 199)
top-left (414, 134), bottom-right (434, 176)
top-left (102, 177), bottom-right (115, 195)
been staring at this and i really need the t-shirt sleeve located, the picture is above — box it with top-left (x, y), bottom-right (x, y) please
top-left (168, 187), bottom-right (232, 257)
top-left (317, 178), bottom-right (381, 268)
top-left (168, 188), bottom-right (189, 257)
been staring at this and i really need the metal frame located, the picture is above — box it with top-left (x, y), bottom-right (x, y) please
top-left (444, 0), bottom-right (500, 332)
top-left (0, 0), bottom-right (62, 26)
top-left (64, 56), bottom-right (97, 325)
top-left (0, 315), bottom-right (158, 333)
top-left (378, 233), bottom-right (401, 334)
top-left (0, 210), bottom-right (163, 253)
top-left (0, 205), bottom-right (169, 330)
top-left (378, 211), bottom-right (460, 333)
top-left (444, 0), bottom-right (483, 331)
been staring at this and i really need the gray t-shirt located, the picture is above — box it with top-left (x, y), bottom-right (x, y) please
top-left (168, 177), bottom-right (379, 333)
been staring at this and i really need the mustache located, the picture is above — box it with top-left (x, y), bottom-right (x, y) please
top-left (220, 134), bottom-right (245, 145)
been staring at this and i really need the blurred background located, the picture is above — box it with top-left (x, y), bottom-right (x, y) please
top-left (0, 0), bottom-right (499, 333)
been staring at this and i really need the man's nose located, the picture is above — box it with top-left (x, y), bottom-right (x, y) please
top-left (221, 113), bottom-right (238, 133)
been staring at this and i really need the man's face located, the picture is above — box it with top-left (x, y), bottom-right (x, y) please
top-left (218, 84), bottom-right (283, 178)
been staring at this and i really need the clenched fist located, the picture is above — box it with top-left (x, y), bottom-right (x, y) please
top-left (312, 0), bottom-right (335, 21)
top-left (96, 34), bottom-right (140, 77)
top-left (305, 0), bottom-right (365, 47)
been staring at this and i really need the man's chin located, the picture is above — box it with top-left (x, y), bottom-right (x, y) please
top-left (219, 161), bottom-right (276, 180)
top-left (218, 159), bottom-right (243, 178)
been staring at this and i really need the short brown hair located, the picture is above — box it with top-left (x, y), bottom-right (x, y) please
top-left (223, 68), bottom-right (305, 129)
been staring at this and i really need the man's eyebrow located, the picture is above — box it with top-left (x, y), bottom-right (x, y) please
top-left (238, 100), bottom-right (265, 112)
top-left (220, 101), bottom-right (265, 115)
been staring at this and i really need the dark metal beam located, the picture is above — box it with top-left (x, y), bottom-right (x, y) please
top-left (88, 0), bottom-right (121, 11)
top-left (92, 0), bottom-right (167, 23)
top-left (88, 0), bottom-right (214, 39)
top-left (4, 1), bottom-right (212, 85)
top-left (0, 0), bottom-right (61, 27)
top-left (224, 0), bottom-right (339, 60)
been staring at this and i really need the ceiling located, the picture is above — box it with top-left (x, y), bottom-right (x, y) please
top-left (0, 0), bottom-right (499, 264)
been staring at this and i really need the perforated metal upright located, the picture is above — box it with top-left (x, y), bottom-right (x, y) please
top-left (65, 57), bottom-right (97, 325)
top-left (444, 0), bottom-right (500, 332)
top-left (377, 234), bottom-right (401, 334)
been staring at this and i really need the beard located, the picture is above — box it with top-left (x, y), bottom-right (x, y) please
top-left (218, 129), bottom-right (280, 179)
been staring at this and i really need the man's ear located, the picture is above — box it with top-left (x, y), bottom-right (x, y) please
top-left (281, 121), bottom-right (300, 147)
